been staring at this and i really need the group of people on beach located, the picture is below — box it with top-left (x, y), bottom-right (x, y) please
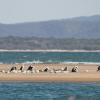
top-left (1, 65), bottom-right (100, 74)
top-left (10, 65), bottom-right (33, 73)
top-left (8, 65), bottom-right (79, 74)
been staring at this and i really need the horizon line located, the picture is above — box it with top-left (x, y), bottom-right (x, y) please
top-left (0, 14), bottom-right (100, 24)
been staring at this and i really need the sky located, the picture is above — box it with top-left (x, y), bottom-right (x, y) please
top-left (0, 0), bottom-right (100, 24)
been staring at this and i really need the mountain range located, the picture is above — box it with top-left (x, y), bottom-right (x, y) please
top-left (0, 15), bottom-right (100, 38)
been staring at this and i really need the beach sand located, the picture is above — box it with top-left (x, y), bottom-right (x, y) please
top-left (0, 63), bottom-right (100, 82)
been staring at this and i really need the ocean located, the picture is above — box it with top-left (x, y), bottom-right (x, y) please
top-left (0, 82), bottom-right (100, 100)
top-left (0, 51), bottom-right (100, 64)
top-left (0, 51), bottom-right (100, 100)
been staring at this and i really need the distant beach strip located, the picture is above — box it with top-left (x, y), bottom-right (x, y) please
top-left (0, 63), bottom-right (100, 82)
top-left (0, 51), bottom-right (99, 81)
top-left (0, 49), bottom-right (100, 52)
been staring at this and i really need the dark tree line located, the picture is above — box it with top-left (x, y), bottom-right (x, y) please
top-left (0, 36), bottom-right (100, 50)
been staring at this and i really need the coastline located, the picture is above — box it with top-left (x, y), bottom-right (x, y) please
top-left (0, 73), bottom-right (100, 82)
top-left (0, 63), bottom-right (99, 82)
top-left (0, 51), bottom-right (99, 82)
top-left (0, 49), bottom-right (100, 52)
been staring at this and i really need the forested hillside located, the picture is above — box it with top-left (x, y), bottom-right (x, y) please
top-left (0, 36), bottom-right (100, 50)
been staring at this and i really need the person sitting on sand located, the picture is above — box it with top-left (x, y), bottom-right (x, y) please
top-left (27, 65), bottom-right (33, 71)
top-left (71, 67), bottom-right (78, 72)
top-left (63, 66), bottom-right (67, 71)
top-left (43, 67), bottom-right (49, 72)
top-left (97, 66), bottom-right (100, 71)
top-left (10, 66), bottom-right (17, 72)
top-left (19, 66), bottom-right (24, 72)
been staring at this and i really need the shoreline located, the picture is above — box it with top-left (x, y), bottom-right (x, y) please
top-left (0, 73), bottom-right (100, 82)
top-left (0, 62), bottom-right (100, 65)
top-left (0, 49), bottom-right (100, 52)
top-left (0, 63), bottom-right (99, 82)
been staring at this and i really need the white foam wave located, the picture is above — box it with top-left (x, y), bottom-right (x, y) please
top-left (0, 60), bottom-right (100, 65)
top-left (22, 60), bottom-right (44, 64)
top-left (60, 61), bottom-right (100, 65)
top-left (0, 62), bottom-right (3, 64)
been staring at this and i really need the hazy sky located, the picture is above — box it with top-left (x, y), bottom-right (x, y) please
top-left (0, 0), bottom-right (100, 23)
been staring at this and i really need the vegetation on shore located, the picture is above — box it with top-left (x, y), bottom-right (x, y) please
top-left (0, 36), bottom-right (100, 50)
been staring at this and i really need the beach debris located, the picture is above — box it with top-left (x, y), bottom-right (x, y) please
top-left (61, 66), bottom-right (69, 73)
top-left (53, 68), bottom-right (63, 73)
top-left (7, 71), bottom-right (10, 74)
top-left (35, 69), bottom-right (39, 73)
top-left (22, 70), bottom-right (27, 74)
top-left (55, 70), bottom-right (62, 73)
top-left (1, 70), bottom-right (5, 73)
top-left (85, 70), bottom-right (89, 72)
top-left (13, 70), bottom-right (18, 73)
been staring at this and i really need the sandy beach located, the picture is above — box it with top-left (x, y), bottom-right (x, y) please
top-left (0, 49), bottom-right (100, 52)
top-left (0, 63), bottom-right (100, 82)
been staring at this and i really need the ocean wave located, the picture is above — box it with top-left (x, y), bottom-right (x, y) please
top-left (60, 61), bottom-right (100, 65)
top-left (20, 60), bottom-right (100, 64)
top-left (22, 60), bottom-right (44, 64)
top-left (22, 60), bottom-right (58, 64)
top-left (0, 60), bottom-right (100, 65)
top-left (0, 62), bottom-right (3, 64)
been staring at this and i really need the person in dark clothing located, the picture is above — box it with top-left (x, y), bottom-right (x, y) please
top-left (44, 67), bottom-right (49, 72)
top-left (10, 67), bottom-right (17, 72)
top-left (63, 67), bottom-right (67, 71)
top-left (97, 66), bottom-right (100, 71)
top-left (27, 65), bottom-right (33, 71)
top-left (19, 66), bottom-right (24, 72)
top-left (71, 67), bottom-right (78, 72)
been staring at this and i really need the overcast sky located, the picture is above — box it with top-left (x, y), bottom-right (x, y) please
top-left (0, 0), bottom-right (100, 23)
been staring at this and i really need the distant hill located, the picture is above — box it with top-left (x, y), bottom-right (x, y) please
top-left (0, 15), bottom-right (100, 38)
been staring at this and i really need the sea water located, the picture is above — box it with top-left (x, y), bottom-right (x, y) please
top-left (0, 82), bottom-right (100, 100)
top-left (0, 52), bottom-right (100, 64)
top-left (0, 52), bottom-right (100, 100)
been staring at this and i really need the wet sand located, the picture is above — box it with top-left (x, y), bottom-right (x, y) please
top-left (0, 63), bottom-right (100, 82)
